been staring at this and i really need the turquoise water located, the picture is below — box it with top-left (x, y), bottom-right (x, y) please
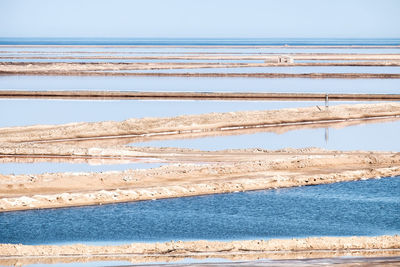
top-left (0, 177), bottom-right (399, 245)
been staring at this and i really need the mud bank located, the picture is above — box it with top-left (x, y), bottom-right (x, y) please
top-left (0, 236), bottom-right (399, 265)
top-left (1, 102), bottom-right (400, 143)
top-left (1, 148), bottom-right (400, 211)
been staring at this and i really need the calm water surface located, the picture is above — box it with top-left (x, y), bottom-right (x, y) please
top-left (0, 99), bottom-right (352, 127)
top-left (0, 177), bottom-right (399, 245)
top-left (0, 162), bottom-right (162, 175)
top-left (132, 119), bottom-right (400, 152)
top-left (1, 76), bottom-right (399, 93)
top-left (1, 44), bottom-right (399, 54)
top-left (114, 66), bottom-right (400, 74)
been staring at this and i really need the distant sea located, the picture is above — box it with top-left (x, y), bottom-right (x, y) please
top-left (0, 38), bottom-right (399, 46)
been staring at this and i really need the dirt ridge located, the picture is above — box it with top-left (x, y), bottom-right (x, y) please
top-left (1, 235), bottom-right (399, 257)
top-left (1, 102), bottom-right (400, 143)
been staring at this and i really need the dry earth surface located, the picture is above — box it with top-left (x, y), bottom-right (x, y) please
top-left (1, 102), bottom-right (399, 143)
top-left (0, 236), bottom-right (399, 266)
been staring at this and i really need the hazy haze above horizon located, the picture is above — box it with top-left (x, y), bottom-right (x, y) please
top-left (0, 0), bottom-right (399, 38)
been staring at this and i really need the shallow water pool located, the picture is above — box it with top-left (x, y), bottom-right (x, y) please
top-left (132, 119), bottom-right (400, 152)
top-left (0, 99), bottom-right (337, 127)
top-left (0, 162), bottom-right (162, 175)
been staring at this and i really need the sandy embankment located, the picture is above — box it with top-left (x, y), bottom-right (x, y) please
top-left (1, 61), bottom-right (400, 74)
top-left (0, 235), bottom-right (399, 266)
top-left (2, 90), bottom-right (400, 102)
top-left (1, 103), bottom-right (400, 211)
top-left (1, 148), bottom-right (400, 212)
top-left (1, 69), bottom-right (399, 78)
top-left (7, 113), bottom-right (392, 148)
top-left (1, 51), bottom-right (400, 77)
top-left (1, 102), bottom-right (400, 143)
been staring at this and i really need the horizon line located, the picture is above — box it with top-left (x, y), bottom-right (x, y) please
top-left (1, 37), bottom-right (400, 39)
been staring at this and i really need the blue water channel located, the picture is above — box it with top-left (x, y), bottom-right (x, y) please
top-left (1, 177), bottom-right (399, 245)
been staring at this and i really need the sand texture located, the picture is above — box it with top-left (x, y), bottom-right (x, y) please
top-left (1, 102), bottom-right (400, 211)
top-left (1, 147), bottom-right (400, 211)
top-left (1, 102), bottom-right (400, 143)
top-left (0, 235), bottom-right (399, 266)
top-left (1, 50), bottom-right (400, 78)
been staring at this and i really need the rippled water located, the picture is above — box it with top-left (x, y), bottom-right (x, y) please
top-left (0, 177), bottom-right (399, 245)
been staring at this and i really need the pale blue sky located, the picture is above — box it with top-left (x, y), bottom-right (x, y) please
top-left (0, 0), bottom-right (399, 38)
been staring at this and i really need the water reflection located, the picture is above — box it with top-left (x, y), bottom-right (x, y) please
top-left (4, 256), bottom-right (400, 267)
top-left (110, 66), bottom-right (400, 74)
top-left (1, 76), bottom-right (400, 93)
top-left (0, 162), bottom-right (162, 175)
top-left (0, 99), bottom-right (339, 127)
top-left (131, 119), bottom-right (400, 152)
